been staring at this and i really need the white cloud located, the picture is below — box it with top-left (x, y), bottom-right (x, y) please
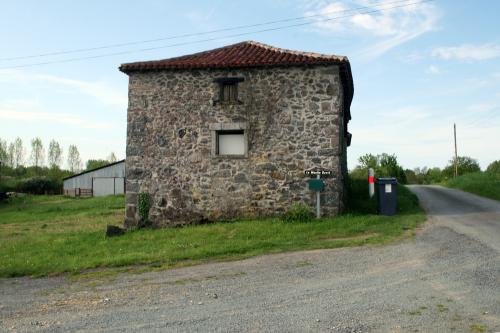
top-left (36, 74), bottom-right (127, 107)
top-left (0, 100), bottom-right (114, 130)
top-left (304, 0), bottom-right (440, 59)
top-left (432, 43), bottom-right (500, 61)
top-left (349, 102), bottom-right (500, 170)
top-left (0, 70), bottom-right (127, 107)
top-left (426, 65), bottom-right (440, 74)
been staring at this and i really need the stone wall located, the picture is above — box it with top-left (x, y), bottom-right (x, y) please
top-left (125, 65), bottom-right (347, 227)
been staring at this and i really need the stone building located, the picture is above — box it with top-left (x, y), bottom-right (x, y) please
top-left (120, 41), bottom-right (353, 227)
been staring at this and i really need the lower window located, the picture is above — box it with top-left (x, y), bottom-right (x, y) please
top-left (217, 130), bottom-right (245, 156)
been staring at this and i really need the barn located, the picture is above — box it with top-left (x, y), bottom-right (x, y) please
top-left (63, 160), bottom-right (126, 197)
top-left (120, 41), bottom-right (353, 227)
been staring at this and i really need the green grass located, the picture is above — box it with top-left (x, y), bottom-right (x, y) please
top-left (444, 172), bottom-right (500, 201)
top-left (0, 181), bottom-right (425, 278)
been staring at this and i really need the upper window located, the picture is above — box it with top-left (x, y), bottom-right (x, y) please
top-left (214, 77), bottom-right (244, 104)
top-left (221, 83), bottom-right (238, 103)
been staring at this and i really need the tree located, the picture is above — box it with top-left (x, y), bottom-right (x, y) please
top-left (86, 159), bottom-right (109, 170)
top-left (67, 145), bottom-right (81, 173)
top-left (443, 156), bottom-right (480, 178)
top-left (47, 140), bottom-right (63, 168)
top-left (404, 169), bottom-right (418, 184)
top-left (12, 137), bottom-right (24, 168)
top-left (358, 154), bottom-right (378, 169)
top-left (486, 160), bottom-right (500, 174)
top-left (30, 137), bottom-right (45, 169)
top-left (424, 167), bottom-right (443, 184)
top-left (107, 152), bottom-right (117, 163)
top-left (0, 138), bottom-right (7, 166)
top-left (352, 153), bottom-right (407, 184)
top-left (7, 143), bottom-right (15, 168)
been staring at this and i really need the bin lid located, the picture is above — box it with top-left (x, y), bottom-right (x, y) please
top-left (375, 177), bottom-right (398, 184)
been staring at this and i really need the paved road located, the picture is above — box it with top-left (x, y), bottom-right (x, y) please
top-left (1, 186), bottom-right (499, 332)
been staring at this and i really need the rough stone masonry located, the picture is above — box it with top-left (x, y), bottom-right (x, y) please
top-left (120, 41), bottom-right (353, 227)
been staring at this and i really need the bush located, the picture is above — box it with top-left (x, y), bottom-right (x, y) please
top-left (16, 177), bottom-right (61, 195)
top-left (442, 156), bottom-right (480, 178)
top-left (345, 177), bottom-right (377, 214)
top-left (282, 203), bottom-right (313, 223)
top-left (137, 192), bottom-right (151, 227)
top-left (486, 160), bottom-right (500, 174)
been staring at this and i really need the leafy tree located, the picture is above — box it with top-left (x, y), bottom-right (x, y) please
top-left (47, 140), bottom-right (63, 168)
top-left (7, 143), bottom-right (15, 168)
top-left (86, 159), bottom-right (109, 170)
top-left (12, 137), bottom-right (24, 168)
top-left (352, 153), bottom-right (407, 184)
top-left (442, 156), bottom-right (480, 178)
top-left (486, 160), bottom-right (500, 174)
top-left (107, 152), bottom-right (117, 163)
top-left (67, 145), bottom-right (82, 173)
top-left (30, 137), bottom-right (45, 169)
top-left (425, 167), bottom-right (443, 183)
top-left (0, 139), bottom-right (7, 166)
top-left (358, 154), bottom-right (378, 169)
top-left (404, 169), bottom-right (418, 184)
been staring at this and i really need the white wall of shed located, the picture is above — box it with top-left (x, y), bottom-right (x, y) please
top-left (63, 162), bottom-right (126, 190)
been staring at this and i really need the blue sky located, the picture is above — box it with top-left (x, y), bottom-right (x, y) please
top-left (1, 0), bottom-right (499, 170)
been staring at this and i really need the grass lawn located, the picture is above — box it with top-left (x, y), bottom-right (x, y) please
top-left (444, 172), bottom-right (500, 201)
top-left (0, 180), bottom-right (425, 278)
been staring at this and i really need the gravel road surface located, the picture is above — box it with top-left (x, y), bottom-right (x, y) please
top-left (1, 185), bottom-right (499, 332)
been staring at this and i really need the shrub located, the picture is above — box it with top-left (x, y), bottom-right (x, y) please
top-left (137, 192), bottom-right (151, 227)
top-left (16, 177), bottom-right (61, 195)
top-left (442, 156), bottom-right (480, 178)
top-left (282, 203), bottom-right (313, 223)
top-left (486, 160), bottom-right (500, 174)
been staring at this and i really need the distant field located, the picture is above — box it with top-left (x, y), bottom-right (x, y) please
top-left (0, 182), bottom-right (425, 278)
top-left (445, 172), bottom-right (500, 201)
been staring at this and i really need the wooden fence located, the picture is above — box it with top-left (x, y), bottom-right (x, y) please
top-left (64, 188), bottom-right (93, 197)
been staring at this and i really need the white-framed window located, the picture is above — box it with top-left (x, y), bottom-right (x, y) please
top-left (217, 130), bottom-right (245, 155)
top-left (210, 123), bottom-right (248, 158)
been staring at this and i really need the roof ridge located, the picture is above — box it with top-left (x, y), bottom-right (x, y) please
top-left (243, 40), bottom-right (346, 60)
top-left (119, 40), bottom-right (349, 72)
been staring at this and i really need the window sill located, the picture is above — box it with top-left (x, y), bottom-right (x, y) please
top-left (212, 154), bottom-right (248, 159)
top-left (212, 100), bottom-right (244, 106)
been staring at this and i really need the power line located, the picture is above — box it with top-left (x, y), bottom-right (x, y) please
top-left (0, 0), bottom-right (430, 62)
top-left (0, 0), bottom-right (435, 70)
top-left (463, 107), bottom-right (500, 129)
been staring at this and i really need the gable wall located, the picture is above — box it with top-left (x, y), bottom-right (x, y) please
top-left (125, 65), bottom-right (345, 227)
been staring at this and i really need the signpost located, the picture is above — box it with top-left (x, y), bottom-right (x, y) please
top-left (305, 168), bottom-right (331, 219)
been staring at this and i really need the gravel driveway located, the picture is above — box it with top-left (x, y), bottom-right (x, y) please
top-left (1, 185), bottom-right (499, 332)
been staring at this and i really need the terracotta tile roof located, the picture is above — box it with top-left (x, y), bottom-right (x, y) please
top-left (119, 41), bottom-right (350, 72)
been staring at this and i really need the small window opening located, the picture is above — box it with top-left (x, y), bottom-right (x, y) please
top-left (221, 83), bottom-right (237, 102)
top-left (214, 77), bottom-right (244, 104)
top-left (216, 130), bottom-right (245, 155)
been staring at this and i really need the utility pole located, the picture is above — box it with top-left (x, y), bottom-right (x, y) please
top-left (454, 123), bottom-right (458, 178)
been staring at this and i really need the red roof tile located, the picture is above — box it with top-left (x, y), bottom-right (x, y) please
top-left (119, 41), bottom-right (350, 73)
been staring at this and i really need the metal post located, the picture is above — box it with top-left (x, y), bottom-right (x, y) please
top-left (316, 174), bottom-right (321, 219)
top-left (368, 168), bottom-right (375, 198)
top-left (454, 123), bottom-right (458, 178)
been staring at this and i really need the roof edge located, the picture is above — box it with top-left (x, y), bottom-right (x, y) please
top-left (119, 40), bottom-right (349, 74)
top-left (63, 159), bottom-right (125, 181)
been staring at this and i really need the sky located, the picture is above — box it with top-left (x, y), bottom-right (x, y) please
top-left (0, 0), bottom-right (499, 171)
